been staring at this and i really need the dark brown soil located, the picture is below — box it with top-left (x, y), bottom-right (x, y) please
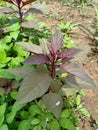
top-left (29, 0), bottom-right (98, 129)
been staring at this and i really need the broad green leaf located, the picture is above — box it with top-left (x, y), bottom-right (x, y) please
top-left (59, 118), bottom-right (76, 130)
top-left (33, 125), bottom-right (41, 130)
top-left (0, 69), bottom-right (15, 79)
top-left (10, 31), bottom-right (20, 40)
top-left (6, 112), bottom-right (16, 124)
top-left (51, 120), bottom-right (60, 130)
top-left (13, 44), bottom-right (29, 57)
top-left (0, 116), bottom-right (4, 126)
top-left (0, 49), bottom-right (6, 61)
top-left (29, 104), bottom-right (41, 117)
top-left (42, 92), bottom-right (63, 118)
top-left (11, 103), bottom-right (26, 112)
top-left (10, 91), bottom-right (18, 100)
top-left (18, 120), bottom-right (31, 130)
top-left (71, 45), bottom-right (90, 62)
top-left (76, 95), bottom-right (81, 106)
top-left (6, 22), bottom-right (20, 31)
top-left (13, 67), bottom-right (52, 104)
top-left (16, 42), bottom-right (43, 54)
top-left (60, 109), bottom-right (73, 119)
top-left (20, 111), bottom-right (29, 120)
top-left (0, 124), bottom-right (9, 130)
top-left (6, 103), bottom-right (26, 124)
top-left (80, 108), bottom-right (90, 117)
top-left (8, 57), bottom-right (24, 68)
top-left (0, 103), bottom-right (6, 117)
top-left (3, 36), bottom-right (12, 43)
top-left (31, 118), bottom-right (40, 125)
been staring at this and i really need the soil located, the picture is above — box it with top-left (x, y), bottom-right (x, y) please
top-left (30, 0), bottom-right (98, 129)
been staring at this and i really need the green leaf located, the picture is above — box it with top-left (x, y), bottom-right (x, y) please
top-left (20, 111), bottom-right (29, 120)
top-left (15, 67), bottom-right (52, 104)
top-left (80, 108), bottom-right (90, 117)
top-left (6, 103), bottom-right (26, 124)
top-left (51, 120), bottom-right (60, 130)
top-left (13, 44), bottom-right (29, 57)
top-left (10, 31), bottom-right (20, 40)
top-left (33, 125), bottom-right (41, 130)
top-left (29, 104), bottom-right (41, 117)
top-left (0, 69), bottom-right (15, 79)
top-left (0, 49), bottom-right (6, 61)
top-left (0, 116), bottom-right (4, 126)
top-left (10, 91), bottom-right (18, 100)
top-left (6, 22), bottom-right (20, 31)
top-left (3, 36), bottom-right (12, 43)
top-left (42, 92), bottom-right (63, 118)
top-left (60, 109), bottom-right (72, 118)
top-left (6, 112), bottom-right (16, 124)
top-left (0, 103), bottom-right (6, 117)
top-left (0, 124), bottom-right (9, 130)
top-left (18, 120), bottom-right (31, 130)
top-left (59, 118), bottom-right (76, 130)
top-left (8, 57), bottom-right (24, 68)
top-left (31, 118), bottom-right (40, 125)
top-left (76, 95), bottom-right (81, 106)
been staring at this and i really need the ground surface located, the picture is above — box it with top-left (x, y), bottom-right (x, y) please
top-left (30, 0), bottom-right (98, 129)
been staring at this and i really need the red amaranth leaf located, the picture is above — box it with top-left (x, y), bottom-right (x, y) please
top-left (60, 63), bottom-right (95, 85)
top-left (23, 54), bottom-right (50, 64)
top-left (51, 30), bottom-right (63, 54)
top-left (58, 48), bottom-right (81, 59)
top-left (22, 0), bottom-right (36, 7)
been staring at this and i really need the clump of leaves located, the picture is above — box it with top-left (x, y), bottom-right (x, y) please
top-left (2, 29), bottom-right (97, 118)
top-left (2, 0), bottom-right (37, 22)
top-left (0, 93), bottom-right (79, 130)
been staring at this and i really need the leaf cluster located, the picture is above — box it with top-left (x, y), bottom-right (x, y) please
top-left (1, 30), bottom-right (96, 119)
top-left (0, 93), bottom-right (79, 130)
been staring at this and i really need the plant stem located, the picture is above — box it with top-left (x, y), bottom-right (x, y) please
top-left (50, 59), bottom-right (56, 78)
top-left (18, 7), bottom-right (23, 22)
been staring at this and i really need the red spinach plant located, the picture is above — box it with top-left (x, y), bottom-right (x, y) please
top-left (1, 0), bottom-right (39, 22)
top-left (6, 30), bottom-right (97, 118)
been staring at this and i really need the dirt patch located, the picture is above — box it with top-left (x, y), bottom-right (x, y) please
top-left (32, 1), bottom-right (98, 129)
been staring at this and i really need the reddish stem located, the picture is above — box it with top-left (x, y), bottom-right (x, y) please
top-left (50, 59), bottom-right (56, 79)
top-left (18, 7), bottom-right (23, 22)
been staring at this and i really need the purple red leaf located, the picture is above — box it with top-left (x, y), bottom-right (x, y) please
top-left (58, 48), bottom-right (81, 59)
top-left (23, 54), bottom-right (50, 64)
top-left (60, 63), bottom-right (94, 84)
top-left (22, 0), bottom-right (36, 7)
top-left (51, 30), bottom-right (63, 54)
